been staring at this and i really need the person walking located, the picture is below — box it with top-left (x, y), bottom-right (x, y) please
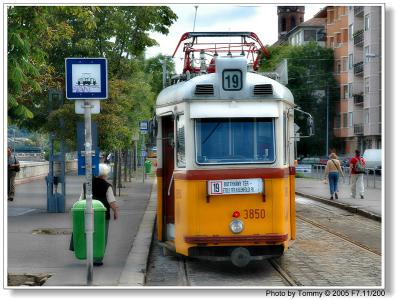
top-left (324, 153), bottom-right (344, 200)
top-left (349, 149), bottom-right (366, 199)
top-left (7, 147), bottom-right (20, 201)
top-left (70, 163), bottom-right (119, 266)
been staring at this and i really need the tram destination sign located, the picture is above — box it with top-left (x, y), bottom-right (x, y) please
top-left (208, 178), bottom-right (263, 195)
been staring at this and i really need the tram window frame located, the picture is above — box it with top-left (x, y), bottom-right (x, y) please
top-left (194, 117), bottom-right (276, 165)
top-left (176, 113), bottom-right (186, 168)
top-left (283, 113), bottom-right (288, 165)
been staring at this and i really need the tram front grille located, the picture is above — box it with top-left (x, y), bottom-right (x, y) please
top-left (195, 84), bottom-right (214, 95)
top-left (253, 84), bottom-right (273, 95)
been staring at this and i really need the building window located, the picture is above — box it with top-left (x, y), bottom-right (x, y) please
top-left (343, 84), bottom-right (349, 99)
top-left (342, 57), bottom-right (348, 72)
top-left (336, 61), bottom-right (341, 74)
top-left (343, 113), bottom-right (348, 128)
top-left (334, 115), bottom-right (341, 128)
top-left (291, 17), bottom-right (296, 30)
top-left (329, 36), bottom-right (334, 48)
top-left (342, 28), bottom-right (348, 42)
top-left (364, 109), bottom-right (369, 125)
top-left (364, 45), bottom-right (370, 63)
top-left (349, 53), bottom-right (353, 69)
top-left (365, 77), bottom-right (370, 94)
top-left (349, 24), bottom-right (353, 41)
top-left (317, 29), bottom-right (326, 41)
top-left (349, 112), bottom-right (353, 127)
top-left (349, 83), bottom-right (353, 98)
top-left (304, 29), bottom-right (316, 41)
top-left (281, 17), bottom-right (286, 32)
top-left (365, 14), bottom-right (370, 31)
top-left (328, 10), bottom-right (334, 24)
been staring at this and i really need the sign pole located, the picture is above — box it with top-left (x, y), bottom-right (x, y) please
top-left (142, 134), bottom-right (145, 183)
top-left (84, 100), bottom-right (94, 285)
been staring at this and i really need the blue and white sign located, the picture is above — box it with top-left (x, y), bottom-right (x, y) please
top-left (65, 58), bottom-right (108, 100)
top-left (139, 121), bottom-right (148, 134)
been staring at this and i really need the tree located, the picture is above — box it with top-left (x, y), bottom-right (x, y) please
top-left (260, 42), bottom-right (339, 156)
top-left (8, 6), bottom-right (178, 152)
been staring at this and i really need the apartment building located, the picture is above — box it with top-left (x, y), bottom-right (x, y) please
top-left (316, 6), bottom-right (382, 154)
top-left (347, 6), bottom-right (382, 152)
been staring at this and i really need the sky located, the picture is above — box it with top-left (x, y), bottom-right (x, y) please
top-left (146, 4), bottom-right (324, 72)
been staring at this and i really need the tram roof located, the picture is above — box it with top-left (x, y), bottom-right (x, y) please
top-left (156, 71), bottom-right (294, 108)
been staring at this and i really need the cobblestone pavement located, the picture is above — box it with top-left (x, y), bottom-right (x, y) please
top-left (145, 234), bottom-right (289, 287)
top-left (145, 195), bottom-right (382, 287)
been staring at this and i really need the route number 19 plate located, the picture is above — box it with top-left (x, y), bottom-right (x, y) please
top-left (208, 178), bottom-right (263, 195)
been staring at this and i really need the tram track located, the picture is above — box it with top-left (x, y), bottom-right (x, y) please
top-left (177, 256), bottom-right (190, 286)
top-left (297, 214), bottom-right (381, 256)
top-left (268, 258), bottom-right (299, 286)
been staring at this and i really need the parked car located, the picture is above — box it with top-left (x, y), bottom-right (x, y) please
top-left (299, 157), bottom-right (320, 165)
top-left (319, 156), bottom-right (329, 165)
top-left (363, 149), bottom-right (382, 172)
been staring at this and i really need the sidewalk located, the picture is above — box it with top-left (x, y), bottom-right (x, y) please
top-left (7, 172), bottom-right (156, 287)
top-left (296, 177), bottom-right (382, 221)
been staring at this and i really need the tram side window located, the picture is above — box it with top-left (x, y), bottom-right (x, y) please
top-left (176, 114), bottom-right (186, 168)
top-left (195, 118), bottom-right (275, 164)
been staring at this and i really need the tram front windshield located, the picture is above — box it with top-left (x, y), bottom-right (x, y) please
top-left (195, 118), bottom-right (275, 164)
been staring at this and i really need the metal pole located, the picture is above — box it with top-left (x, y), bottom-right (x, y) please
top-left (326, 86), bottom-right (329, 157)
top-left (112, 150), bottom-right (118, 196)
top-left (142, 134), bottom-right (145, 183)
top-left (162, 58), bottom-right (167, 89)
top-left (83, 100), bottom-right (94, 285)
top-left (192, 5), bottom-right (199, 32)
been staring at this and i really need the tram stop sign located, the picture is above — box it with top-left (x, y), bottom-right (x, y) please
top-left (139, 121), bottom-right (148, 134)
top-left (65, 58), bottom-right (108, 100)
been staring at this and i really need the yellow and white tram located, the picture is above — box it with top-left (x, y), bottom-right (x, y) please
top-left (154, 32), bottom-right (312, 267)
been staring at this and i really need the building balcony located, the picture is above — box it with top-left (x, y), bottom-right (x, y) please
top-left (354, 6), bottom-right (364, 17)
top-left (353, 61), bottom-right (364, 76)
top-left (353, 30), bottom-right (364, 47)
top-left (353, 93), bottom-right (364, 105)
top-left (354, 124), bottom-right (364, 135)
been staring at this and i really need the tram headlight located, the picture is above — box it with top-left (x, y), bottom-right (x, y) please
top-left (230, 220), bottom-right (244, 234)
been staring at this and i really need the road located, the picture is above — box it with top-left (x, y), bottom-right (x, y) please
top-left (145, 195), bottom-right (381, 287)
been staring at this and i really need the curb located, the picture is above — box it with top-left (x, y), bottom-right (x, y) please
top-left (295, 191), bottom-right (381, 222)
top-left (118, 178), bottom-right (157, 286)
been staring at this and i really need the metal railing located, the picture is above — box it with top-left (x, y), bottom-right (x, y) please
top-left (305, 164), bottom-right (381, 189)
top-left (354, 123), bottom-right (364, 135)
top-left (353, 30), bottom-right (364, 46)
top-left (353, 61), bottom-right (364, 75)
top-left (354, 6), bottom-right (364, 17)
top-left (353, 93), bottom-right (364, 105)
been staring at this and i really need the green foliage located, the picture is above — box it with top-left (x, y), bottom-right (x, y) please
top-left (8, 6), bottom-right (177, 151)
top-left (260, 42), bottom-right (339, 156)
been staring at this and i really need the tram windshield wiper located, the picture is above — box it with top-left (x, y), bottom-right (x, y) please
top-left (202, 122), bottom-right (221, 145)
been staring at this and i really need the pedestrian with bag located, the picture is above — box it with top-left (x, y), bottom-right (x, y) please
top-left (7, 147), bottom-right (20, 201)
top-left (324, 153), bottom-right (345, 200)
top-left (349, 149), bottom-right (366, 199)
top-left (70, 163), bottom-right (119, 266)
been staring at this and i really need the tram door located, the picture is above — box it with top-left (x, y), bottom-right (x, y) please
top-left (161, 116), bottom-right (175, 240)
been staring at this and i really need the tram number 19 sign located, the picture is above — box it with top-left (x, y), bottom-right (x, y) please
top-left (222, 69), bottom-right (242, 91)
top-left (208, 178), bottom-right (263, 195)
top-left (65, 58), bottom-right (108, 100)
